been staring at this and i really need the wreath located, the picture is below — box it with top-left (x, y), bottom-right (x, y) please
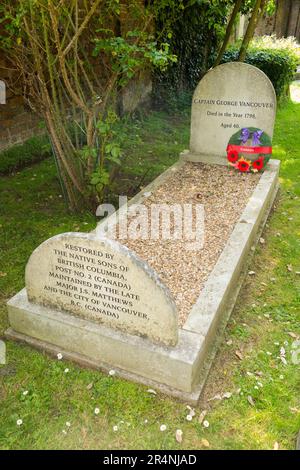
top-left (226, 127), bottom-right (272, 173)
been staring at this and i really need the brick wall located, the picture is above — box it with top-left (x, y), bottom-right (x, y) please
top-left (0, 57), bottom-right (42, 151)
top-left (0, 0), bottom-right (152, 152)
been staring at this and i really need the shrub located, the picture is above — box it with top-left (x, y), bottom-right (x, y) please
top-left (222, 35), bottom-right (299, 101)
top-left (0, 135), bottom-right (52, 175)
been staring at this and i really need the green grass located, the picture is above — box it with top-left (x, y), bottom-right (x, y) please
top-left (0, 103), bottom-right (299, 450)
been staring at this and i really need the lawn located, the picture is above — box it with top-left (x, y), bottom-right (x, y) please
top-left (0, 100), bottom-right (299, 450)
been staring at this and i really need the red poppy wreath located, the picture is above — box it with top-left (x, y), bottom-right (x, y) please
top-left (227, 127), bottom-right (272, 173)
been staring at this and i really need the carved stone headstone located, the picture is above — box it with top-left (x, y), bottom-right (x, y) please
top-left (25, 232), bottom-right (178, 346)
top-left (190, 62), bottom-right (276, 157)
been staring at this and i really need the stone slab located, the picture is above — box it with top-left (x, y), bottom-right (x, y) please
top-left (7, 288), bottom-right (202, 394)
top-left (190, 62), bottom-right (276, 158)
top-left (25, 232), bottom-right (178, 346)
top-left (6, 157), bottom-right (280, 403)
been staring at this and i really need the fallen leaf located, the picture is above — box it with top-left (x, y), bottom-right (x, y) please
top-left (287, 264), bottom-right (293, 272)
top-left (208, 394), bottom-right (222, 402)
top-left (222, 392), bottom-right (232, 399)
top-left (247, 395), bottom-right (255, 407)
top-left (248, 271), bottom-right (256, 276)
top-left (86, 382), bottom-right (93, 390)
top-left (235, 350), bottom-right (243, 360)
top-left (201, 438), bottom-right (210, 448)
top-left (288, 332), bottom-right (298, 339)
top-left (289, 407), bottom-right (300, 414)
top-left (259, 238), bottom-right (265, 244)
top-left (0, 272), bottom-right (7, 277)
top-left (198, 410), bottom-right (207, 424)
top-left (175, 429), bottom-right (183, 443)
top-left (226, 339), bottom-right (233, 346)
top-left (147, 389), bottom-right (157, 395)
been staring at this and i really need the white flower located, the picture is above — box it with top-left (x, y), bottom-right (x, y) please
top-left (113, 425), bottom-right (118, 432)
top-left (203, 420), bottom-right (210, 428)
top-left (57, 353), bottom-right (63, 360)
top-left (144, 419), bottom-right (148, 424)
top-left (16, 419), bottom-right (23, 426)
top-left (160, 424), bottom-right (167, 432)
top-left (66, 421), bottom-right (71, 427)
top-left (94, 407), bottom-right (100, 415)
top-left (64, 368), bottom-right (69, 373)
top-left (109, 369), bottom-right (116, 376)
top-left (22, 390), bottom-right (29, 396)
top-left (186, 414), bottom-right (193, 422)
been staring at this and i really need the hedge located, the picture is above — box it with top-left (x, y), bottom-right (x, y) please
top-left (222, 44), bottom-right (298, 101)
top-left (0, 135), bottom-right (52, 175)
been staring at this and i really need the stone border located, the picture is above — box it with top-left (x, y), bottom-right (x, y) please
top-left (6, 156), bottom-right (280, 404)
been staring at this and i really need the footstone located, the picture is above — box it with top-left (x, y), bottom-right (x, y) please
top-left (189, 62), bottom-right (276, 158)
top-left (25, 232), bottom-right (178, 346)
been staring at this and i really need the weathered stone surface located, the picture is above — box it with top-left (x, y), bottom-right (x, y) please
top-left (190, 62), bottom-right (276, 157)
top-left (25, 232), bottom-right (178, 346)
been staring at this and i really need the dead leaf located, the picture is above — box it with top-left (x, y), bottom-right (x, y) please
top-left (222, 392), bottom-right (232, 399)
top-left (287, 264), bottom-right (293, 272)
top-left (226, 339), bottom-right (233, 346)
top-left (0, 272), bottom-right (7, 277)
top-left (288, 332), bottom-right (298, 339)
top-left (86, 382), bottom-right (93, 390)
top-left (280, 356), bottom-right (287, 365)
top-left (175, 429), bottom-right (183, 443)
top-left (198, 410), bottom-right (207, 424)
top-left (147, 389), bottom-right (157, 395)
top-left (247, 396), bottom-right (255, 407)
top-left (248, 271), bottom-right (256, 276)
top-left (235, 350), bottom-right (243, 360)
top-left (208, 394), bottom-right (222, 402)
top-left (201, 438), bottom-right (210, 448)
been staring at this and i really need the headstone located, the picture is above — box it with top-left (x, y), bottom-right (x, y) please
top-left (0, 80), bottom-right (6, 104)
top-left (25, 232), bottom-right (178, 346)
top-left (190, 62), bottom-right (276, 157)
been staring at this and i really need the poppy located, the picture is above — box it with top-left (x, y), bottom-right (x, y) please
top-left (237, 158), bottom-right (251, 172)
top-left (252, 156), bottom-right (264, 171)
top-left (227, 150), bottom-right (239, 163)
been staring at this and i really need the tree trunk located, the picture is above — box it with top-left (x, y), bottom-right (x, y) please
top-left (214, 0), bottom-right (243, 67)
top-left (275, 0), bottom-right (292, 38)
top-left (238, 0), bottom-right (265, 62)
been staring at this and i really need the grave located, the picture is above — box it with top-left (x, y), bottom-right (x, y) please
top-left (6, 62), bottom-right (280, 403)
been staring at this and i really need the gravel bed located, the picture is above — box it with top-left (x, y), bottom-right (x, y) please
top-left (113, 162), bottom-right (260, 327)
